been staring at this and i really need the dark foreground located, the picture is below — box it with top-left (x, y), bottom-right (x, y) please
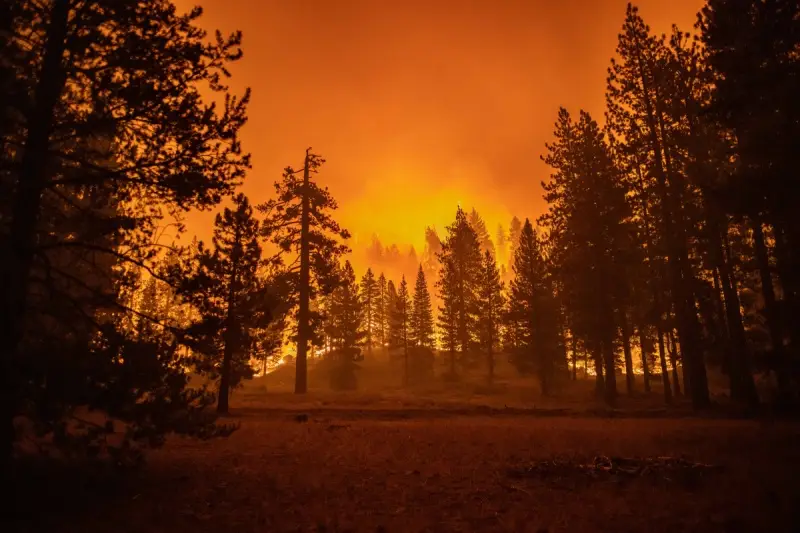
top-left (9, 405), bottom-right (800, 533)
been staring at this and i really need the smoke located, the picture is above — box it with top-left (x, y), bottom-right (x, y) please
top-left (179, 0), bottom-right (703, 259)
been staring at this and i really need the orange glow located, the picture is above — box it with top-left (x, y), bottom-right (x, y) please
top-left (177, 0), bottom-right (703, 277)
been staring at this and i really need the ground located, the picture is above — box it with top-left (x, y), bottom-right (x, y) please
top-left (9, 357), bottom-right (800, 532)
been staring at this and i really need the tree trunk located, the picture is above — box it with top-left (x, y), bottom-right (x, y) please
top-left (488, 347), bottom-right (495, 384)
top-left (218, 235), bottom-right (241, 414)
top-left (668, 331), bottom-right (682, 397)
top-left (602, 340), bottom-right (617, 407)
top-left (708, 209), bottom-right (758, 405)
top-left (620, 310), bottom-right (635, 395)
top-left (570, 334), bottom-right (577, 381)
top-left (403, 318), bottom-right (409, 387)
top-left (712, 266), bottom-right (732, 376)
top-left (0, 0), bottom-right (71, 472)
top-left (751, 218), bottom-right (792, 401)
top-left (638, 325), bottom-right (651, 393)
top-left (583, 347), bottom-right (589, 379)
top-left (295, 150), bottom-right (312, 394)
top-left (771, 221), bottom-right (800, 347)
top-left (632, 37), bottom-right (709, 408)
top-left (593, 346), bottom-right (605, 398)
top-left (657, 325), bottom-right (673, 404)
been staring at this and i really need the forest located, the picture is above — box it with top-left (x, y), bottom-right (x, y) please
top-left (2, 0), bottom-right (800, 532)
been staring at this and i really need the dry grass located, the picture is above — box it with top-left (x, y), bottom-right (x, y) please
top-left (9, 359), bottom-right (800, 532)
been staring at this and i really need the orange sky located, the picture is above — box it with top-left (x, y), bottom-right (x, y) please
top-left (180, 0), bottom-right (703, 273)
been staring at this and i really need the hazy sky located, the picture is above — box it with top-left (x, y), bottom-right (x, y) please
top-left (180, 0), bottom-right (703, 268)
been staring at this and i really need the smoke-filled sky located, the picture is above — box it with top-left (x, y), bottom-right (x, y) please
top-left (180, 0), bottom-right (702, 274)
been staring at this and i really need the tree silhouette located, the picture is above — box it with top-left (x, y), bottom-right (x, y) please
top-left (359, 268), bottom-right (379, 356)
top-left (326, 261), bottom-right (363, 390)
top-left (394, 276), bottom-right (411, 386)
top-left (509, 220), bottom-right (560, 395)
top-left (437, 207), bottom-right (482, 370)
top-left (541, 108), bottom-right (634, 404)
top-left (386, 279), bottom-right (400, 350)
top-left (468, 208), bottom-right (495, 258)
top-left (1, 0), bottom-right (250, 462)
top-left (477, 250), bottom-right (504, 383)
top-left (606, 5), bottom-right (710, 407)
top-left (259, 149), bottom-right (350, 394)
top-left (411, 265), bottom-right (435, 350)
top-left (700, 0), bottom-right (799, 402)
top-left (375, 273), bottom-right (388, 348)
top-left (173, 194), bottom-right (272, 414)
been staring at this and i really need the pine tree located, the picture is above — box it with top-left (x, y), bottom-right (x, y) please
top-left (468, 208), bottom-right (495, 257)
top-left (1, 0), bottom-right (251, 462)
top-left (541, 108), bottom-right (633, 404)
top-left (375, 273), bottom-right (388, 348)
top-left (394, 276), bottom-right (411, 385)
top-left (411, 265), bottom-right (435, 349)
top-left (327, 261), bottom-right (363, 390)
top-left (328, 261), bottom-right (363, 355)
top-left (437, 265), bottom-right (460, 377)
top-left (359, 268), bottom-right (379, 356)
top-left (477, 250), bottom-right (505, 383)
top-left (422, 226), bottom-right (443, 275)
top-left (437, 207), bottom-right (483, 370)
top-left (176, 194), bottom-right (273, 414)
top-left (606, 5), bottom-right (710, 408)
top-left (259, 149), bottom-right (350, 394)
top-left (508, 216), bottom-right (523, 262)
top-left (496, 224), bottom-right (508, 270)
top-left (510, 220), bottom-right (560, 395)
top-left (386, 280), bottom-right (400, 350)
top-left (700, 0), bottom-right (799, 402)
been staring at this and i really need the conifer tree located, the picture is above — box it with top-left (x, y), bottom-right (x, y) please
top-left (468, 208), bottom-right (495, 257)
top-left (386, 280), bottom-right (400, 350)
top-left (326, 261), bottom-right (363, 389)
top-left (606, 5), bottom-right (710, 408)
top-left (510, 220), bottom-right (560, 395)
top-left (394, 276), bottom-right (411, 385)
top-left (259, 149), bottom-right (350, 394)
top-left (411, 265), bottom-right (435, 349)
top-left (437, 207), bottom-right (483, 368)
top-left (508, 217), bottom-right (523, 262)
top-left (175, 194), bottom-right (273, 414)
top-left (437, 268), bottom-right (460, 377)
top-left (700, 0), bottom-right (799, 402)
top-left (375, 273), bottom-right (388, 348)
top-left (328, 261), bottom-right (363, 355)
top-left (496, 224), bottom-right (508, 270)
top-left (477, 250), bottom-right (505, 383)
top-left (359, 268), bottom-right (379, 356)
top-left (541, 108), bottom-right (633, 404)
top-left (1, 0), bottom-right (251, 461)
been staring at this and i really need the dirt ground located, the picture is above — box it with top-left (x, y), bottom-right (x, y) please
top-left (9, 361), bottom-right (800, 532)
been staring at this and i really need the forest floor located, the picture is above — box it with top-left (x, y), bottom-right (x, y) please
top-left (9, 360), bottom-right (800, 533)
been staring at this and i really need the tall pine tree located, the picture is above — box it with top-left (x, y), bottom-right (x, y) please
top-left (510, 220), bottom-right (560, 396)
top-left (411, 265), bottom-right (435, 349)
top-left (359, 268), bottom-right (379, 356)
top-left (259, 149), bottom-right (350, 394)
top-left (175, 194), bottom-right (273, 414)
top-left (477, 250), bottom-right (504, 383)
top-left (437, 207), bottom-right (482, 370)
top-left (394, 276), bottom-right (411, 385)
